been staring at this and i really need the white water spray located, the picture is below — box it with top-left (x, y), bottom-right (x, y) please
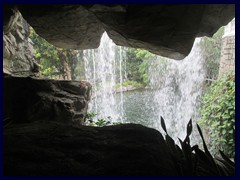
top-left (82, 32), bottom-right (126, 122)
top-left (148, 38), bottom-right (206, 143)
top-left (81, 33), bottom-right (205, 144)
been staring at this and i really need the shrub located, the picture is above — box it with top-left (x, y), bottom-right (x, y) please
top-left (86, 112), bottom-right (121, 127)
top-left (122, 80), bottom-right (143, 88)
top-left (114, 83), bottom-right (121, 88)
top-left (199, 72), bottom-right (235, 157)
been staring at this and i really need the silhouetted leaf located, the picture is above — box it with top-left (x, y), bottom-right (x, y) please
top-left (161, 116), bottom-right (167, 134)
top-left (194, 148), bottom-right (212, 164)
top-left (180, 135), bottom-right (194, 175)
top-left (197, 124), bottom-right (211, 157)
top-left (186, 119), bottom-right (192, 137)
top-left (165, 135), bottom-right (183, 175)
top-left (219, 150), bottom-right (235, 167)
top-left (215, 157), bottom-right (235, 175)
top-left (178, 138), bottom-right (183, 147)
top-left (166, 135), bottom-right (181, 158)
top-left (191, 145), bottom-right (199, 151)
top-left (194, 148), bottom-right (219, 175)
top-left (197, 124), bottom-right (221, 175)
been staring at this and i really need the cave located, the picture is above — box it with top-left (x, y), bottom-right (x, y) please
top-left (3, 4), bottom-right (235, 176)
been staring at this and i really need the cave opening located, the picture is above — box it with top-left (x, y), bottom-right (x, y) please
top-left (3, 5), bottom-right (235, 176)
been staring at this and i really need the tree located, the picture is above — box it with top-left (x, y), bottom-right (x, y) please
top-left (125, 48), bottom-right (153, 85)
top-left (29, 27), bottom-right (79, 80)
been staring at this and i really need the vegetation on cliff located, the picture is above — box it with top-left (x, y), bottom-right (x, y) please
top-left (199, 72), bottom-right (235, 158)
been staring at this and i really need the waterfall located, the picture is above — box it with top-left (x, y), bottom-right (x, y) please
top-left (81, 33), bottom-right (205, 144)
top-left (148, 38), bottom-right (206, 143)
top-left (119, 47), bottom-right (124, 123)
top-left (82, 32), bottom-right (126, 122)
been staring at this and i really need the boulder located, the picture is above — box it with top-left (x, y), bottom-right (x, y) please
top-left (3, 121), bottom-right (234, 175)
top-left (3, 74), bottom-right (92, 126)
top-left (3, 121), bottom-right (177, 175)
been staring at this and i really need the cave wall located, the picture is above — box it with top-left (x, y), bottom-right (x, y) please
top-left (3, 10), bottom-right (38, 76)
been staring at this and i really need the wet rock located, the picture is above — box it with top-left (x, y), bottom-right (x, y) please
top-left (3, 74), bottom-right (91, 126)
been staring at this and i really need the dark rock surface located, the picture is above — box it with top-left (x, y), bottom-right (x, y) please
top-left (3, 121), bottom-right (178, 176)
top-left (4, 4), bottom-right (235, 59)
top-left (3, 74), bottom-right (92, 126)
top-left (3, 121), bottom-right (234, 176)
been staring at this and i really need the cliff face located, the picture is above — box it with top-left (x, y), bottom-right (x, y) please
top-left (3, 10), bottom-right (37, 76)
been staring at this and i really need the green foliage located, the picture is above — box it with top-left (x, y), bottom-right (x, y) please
top-left (134, 49), bottom-right (153, 59)
top-left (122, 80), bottom-right (143, 88)
top-left (200, 27), bottom-right (224, 80)
top-left (94, 118), bottom-right (111, 127)
top-left (125, 48), bottom-right (153, 85)
top-left (125, 48), bottom-right (169, 87)
top-left (114, 83), bottom-right (121, 88)
top-left (29, 27), bottom-right (79, 80)
top-left (199, 72), bottom-right (235, 157)
top-left (86, 112), bottom-right (121, 127)
top-left (138, 59), bottom-right (150, 85)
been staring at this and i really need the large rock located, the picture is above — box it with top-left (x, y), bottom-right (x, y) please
top-left (3, 74), bottom-right (92, 126)
top-left (5, 5), bottom-right (105, 50)
top-left (3, 122), bottom-right (176, 176)
top-left (3, 121), bottom-right (234, 176)
top-left (3, 10), bottom-right (38, 76)
top-left (4, 4), bottom-right (235, 59)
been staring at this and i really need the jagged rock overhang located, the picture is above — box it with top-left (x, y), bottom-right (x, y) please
top-left (3, 4), bottom-right (235, 59)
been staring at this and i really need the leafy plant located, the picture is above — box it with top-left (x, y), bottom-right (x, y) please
top-left (85, 112), bottom-right (121, 127)
top-left (199, 72), bottom-right (235, 157)
top-left (122, 80), bottom-right (143, 89)
top-left (161, 117), bottom-right (235, 175)
top-left (85, 112), bottom-right (98, 125)
top-left (114, 83), bottom-right (121, 88)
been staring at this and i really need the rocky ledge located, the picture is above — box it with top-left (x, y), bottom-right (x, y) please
top-left (3, 74), bottom-right (92, 126)
top-left (4, 122), bottom-right (174, 175)
top-left (4, 121), bottom-right (234, 176)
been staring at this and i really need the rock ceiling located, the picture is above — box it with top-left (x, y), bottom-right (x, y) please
top-left (4, 4), bottom-right (235, 59)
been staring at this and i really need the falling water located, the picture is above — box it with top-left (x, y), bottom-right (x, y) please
top-left (82, 33), bottom-right (205, 144)
top-left (147, 38), bottom-right (205, 143)
top-left (119, 47), bottom-right (124, 123)
top-left (83, 32), bottom-right (126, 122)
